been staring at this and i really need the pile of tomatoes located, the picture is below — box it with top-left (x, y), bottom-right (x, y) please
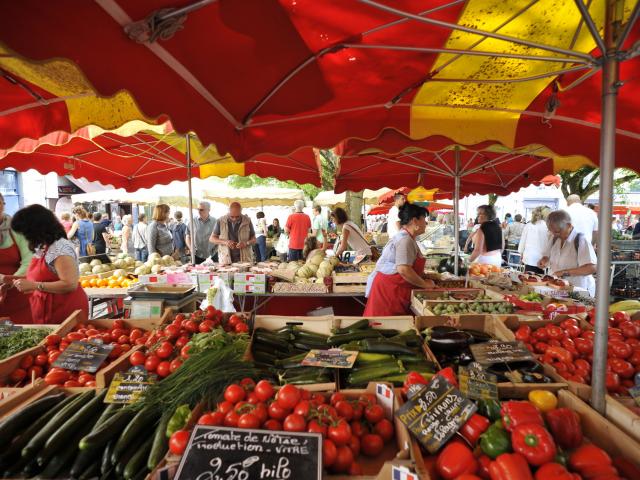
top-left (128, 308), bottom-right (249, 378)
top-left (5, 320), bottom-right (150, 387)
top-left (169, 380), bottom-right (396, 475)
top-left (515, 312), bottom-right (640, 395)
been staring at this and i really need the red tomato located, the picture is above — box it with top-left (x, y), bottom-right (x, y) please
top-left (323, 439), bottom-right (337, 467)
top-left (276, 384), bottom-right (301, 411)
top-left (334, 400), bottom-right (354, 421)
top-left (169, 430), bottom-right (190, 455)
top-left (227, 314), bottom-right (242, 328)
top-left (108, 344), bottom-right (122, 359)
top-left (19, 355), bottom-right (34, 370)
top-left (44, 369), bottom-right (69, 385)
top-left (199, 320), bottom-right (214, 333)
top-left (332, 445), bottom-right (354, 473)
top-left (358, 393), bottom-right (376, 405)
top-left (174, 313), bottom-right (186, 323)
top-left (307, 419), bottom-right (327, 436)
top-left (364, 404), bottom-right (384, 424)
top-left (45, 334), bottom-right (61, 346)
top-left (120, 344), bottom-right (131, 353)
top-left (238, 413), bottom-right (261, 429)
top-left (156, 361), bottom-right (171, 378)
top-left (349, 462), bottom-right (364, 476)
top-left (85, 380), bottom-right (97, 387)
top-left (130, 351), bottom-right (146, 366)
top-left (111, 320), bottom-right (125, 330)
top-left (9, 368), bottom-right (27, 383)
top-left (609, 341), bottom-right (633, 359)
top-left (264, 419), bottom-right (283, 431)
top-left (293, 400), bottom-right (312, 417)
top-left (64, 380), bottom-right (82, 387)
top-left (169, 358), bottom-right (183, 373)
top-left (117, 335), bottom-right (129, 345)
top-left (109, 328), bottom-right (125, 340)
top-left (224, 411), bottom-right (239, 427)
top-left (317, 404), bottom-right (337, 419)
top-left (78, 373), bottom-right (94, 385)
top-left (350, 421), bottom-right (369, 438)
top-left (613, 311), bottom-right (631, 324)
top-left (155, 341), bottom-right (174, 359)
top-left (268, 402), bottom-right (289, 421)
top-left (283, 414), bottom-right (306, 432)
top-left (26, 366), bottom-right (43, 379)
top-left (254, 380), bottom-right (275, 402)
top-left (217, 400), bottom-right (234, 415)
top-left (253, 404), bottom-right (269, 424)
top-left (348, 435), bottom-right (360, 457)
top-left (328, 420), bottom-right (352, 446)
top-left (330, 392), bottom-right (347, 406)
top-left (144, 355), bottom-right (160, 372)
top-left (198, 411), bottom-right (224, 426)
top-left (183, 320), bottom-right (198, 333)
top-left (47, 350), bottom-right (61, 365)
top-left (34, 353), bottom-right (48, 366)
top-left (234, 323), bottom-right (249, 334)
top-left (361, 433), bottom-right (384, 457)
top-left (246, 392), bottom-right (261, 405)
top-left (164, 324), bottom-right (180, 339)
top-left (224, 384), bottom-right (246, 403)
top-left (374, 419), bottom-right (394, 443)
top-left (180, 345), bottom-right (191, 359)
top-left (606, 371), bottom-right (621, 390)
top-left (66, 332), bottom-right (85, 342)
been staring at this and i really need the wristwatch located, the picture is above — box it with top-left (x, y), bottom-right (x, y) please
top-left (37, 282), bottom-right (45, 292)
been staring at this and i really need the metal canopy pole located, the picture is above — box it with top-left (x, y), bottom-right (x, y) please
top-left (454, 147), bottom-right (461, 276)
top-left (186, 134), bottom-right (196, 265)
top-left (591, 0), bottom-right (620, 415)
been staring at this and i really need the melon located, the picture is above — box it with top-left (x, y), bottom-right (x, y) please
top-left (79, 263), bottom-right (91, 274)
top-left (89, 259), bottom-right (102, 267)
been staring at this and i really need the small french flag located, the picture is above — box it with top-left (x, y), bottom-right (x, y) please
top-left (392, 466), bottom-right (419, 480)
top-left (377, 383), bottom-right (391, 398)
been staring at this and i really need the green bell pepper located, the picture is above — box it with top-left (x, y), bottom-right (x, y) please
top-left (166, 404), bottom-right (191, 438)
top-left (480, 421), bottom-right (511, 459)
top-left (477, 399), bottom-right (502, 422)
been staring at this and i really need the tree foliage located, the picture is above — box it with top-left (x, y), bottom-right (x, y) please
top-left (487, 193), bottom-right (498, 206)
top-left (558, 167), bottom-right (639, 201)
top-left (226, 174), bottom-right (321, 200)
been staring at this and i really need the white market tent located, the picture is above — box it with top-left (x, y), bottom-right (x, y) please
top-left (203, 185), bottom-right (305, 208)
top-left (71, 183), bottom-right (201, 208)
top-left (314, 188), bottom-right (390, 207)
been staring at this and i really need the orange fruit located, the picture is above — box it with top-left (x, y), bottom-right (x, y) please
top-left (89, 278), bottom-right (98, 287)
top-left (108, 279), bottom-right (119, 288)
top-left (99, 279), bottom-right (109, 288)
top-left (80, 279), bottom-right (91, 288)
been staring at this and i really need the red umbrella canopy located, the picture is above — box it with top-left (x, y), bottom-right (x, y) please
top-left (377, 187), bottom-right (412, 204)
top-left (0, 122), bottom-right (321, 191)
top-left (335, 135), bottom-right (555, 195)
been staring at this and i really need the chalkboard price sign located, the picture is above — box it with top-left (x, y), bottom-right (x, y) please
top-left (301, 349), bottom-right (358, 369)
top-left (0, 320), bottom-right (21, 338)
top-left (470, 340), bottom-right (534, 366)
top-left (52, 341), bottom-right (114, 373)
top-left (396, 376), bottom-right (476, 454)
top-left (105, 367), bottom-right (155, 404)
top-left (174, 426), bottom-right (322, 480)
top-left (459, 365), bottom-right (498, 400)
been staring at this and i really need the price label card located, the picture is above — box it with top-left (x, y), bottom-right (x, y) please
top-left (459, 365), bottom-right (498, 401)
top-left (105, 367), bottom-right (155, 404)
top-left (174, 426), bottom-right (322, 480)
top-left (395, 376), bottom-right (477, 454)
top-left (301, 349), bottom-right (358, 369)
top-left (470, 340), bottom-right (534, 366)
top-left (0, 320), bottom-right (21, 338)
top-left (52, 341), bottom-right (114, 372)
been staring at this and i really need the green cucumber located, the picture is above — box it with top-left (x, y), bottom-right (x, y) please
top-left (327, 330), bottom-right (383, 345)
top-left (350, 359), bottom-right (400, 372)
top-left (0, 392), bottom-right (65, 449)
top-left (275, 352), bottom-right (308, 368)
top-left (252, 349), bottom-right (279, 364)
top-left (132, 466), bottom-right (150, 480)
top-left (21, 458), bottom-right (41, 477)
top-left (355, 352), bottom-right (395, 363)
top-left (22, 390), bottom-right (94, 458)
top-left (376, 329), bottom-right (402, 337)
top-left (78, 460), bottom-right (99, 480)
top-left (101, 441), bottom-right (115, 476)
top-left (347, 362), bottom-right (405, 386)
top-left (342, 319), bottom-right (371, 332)
top-left (111, 407), bottom-right (157, 464)
top-left (147, 415), bottom-right (170, 470)
top-left (115, 436), bottom-right (144, 477)
top-left (39, 390), bottom-right (107, 466)
top-left (123, 437), bottom-right (153, 480)
top-left (361, 339), bottom-right (417, 355)
top-left (292, 329), bottom-right (329, 342)
top-left (79, 407), bottom-right (136, 451)
top-left (292, 341), bottom-right (327, 351)
top-left (2, 455), bottom-right (29, 478)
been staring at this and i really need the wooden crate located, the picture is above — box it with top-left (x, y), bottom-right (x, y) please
top-left (411, 288), bottom-right (514, 317)
top-left (332, 284), bottom-right (366, 294)
top-left (332, 271), bottom-right (369, 284)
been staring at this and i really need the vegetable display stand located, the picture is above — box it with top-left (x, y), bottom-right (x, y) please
top-left (411, 288), bottom-right (515, 317)
top-left (0, 378), bottom-right (49, 419)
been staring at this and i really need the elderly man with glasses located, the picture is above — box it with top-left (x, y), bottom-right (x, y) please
top-left (210, 202), bottom-right (256, 265)
top-left (186, 201), bottom-right (217, 264)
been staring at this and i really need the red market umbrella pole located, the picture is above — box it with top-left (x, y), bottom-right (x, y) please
top-left (454, 146), bottom-right (461, 276)
top-left (186, 133), bottom-right (196, 266)
top-left (591, 2), bottom-right (629, 415)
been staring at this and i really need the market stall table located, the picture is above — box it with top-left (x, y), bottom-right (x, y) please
top-left (85, 288), bottom-right (128, 319)
top-left (123, 291), bottom-right (204, 317)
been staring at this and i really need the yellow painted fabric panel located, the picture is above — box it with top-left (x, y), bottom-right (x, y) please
top-left (410, 0), bottom-right (607, 147)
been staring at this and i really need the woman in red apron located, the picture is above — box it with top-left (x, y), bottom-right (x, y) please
top-left (10, 205), bottom-right (88, 324)
top-left (364, 203), bottom-right (435, 316)
top-left (0, 194), bottom-right (33, 323)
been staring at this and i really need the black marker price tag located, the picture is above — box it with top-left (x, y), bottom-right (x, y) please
top-left (105, 367), bottom-right (155, 404)
top-left (470, 340), bottom-right (534, 366)
top-left (52, 340), bottom-right (113, 372)
top-left (459, 365), bottom-right (499, 400)
top-left (395, 376), bottom-right (476, 454)
top-left (174, 426), bottom-right (322, 480)
top-left (0, 320), bottom-right (21, 338)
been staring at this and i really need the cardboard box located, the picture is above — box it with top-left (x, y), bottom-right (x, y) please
top-left (411, 289), bottom-right (514, 317)
top-left (138, 274), bottom-right (168, 284)
top-left (234, 272), bottom-right (266, 283)
top-left (233, 282), bottom-right (267, 294)
top-left (196, 272), bottom-right (233, 291)
top-left (130, 299), bottom-right (164, 318)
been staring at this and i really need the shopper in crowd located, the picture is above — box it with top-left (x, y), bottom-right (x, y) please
top-left (147, 204), bottom-right (174, 257)
top-left (303, 236), bottom-right (326, 260)
top-left (210, 202), bottom-right (256, 264)
top-left (254, 212), bottom-right (268, 262)
top-left (170, 211), bottom-right (188, 262)
top-left (100, 213), bottom-right (111, 230)
top-left (268, 218), bottom-right (282, 239)
top-left (539, 210), bottom-right (597, 296)
top-left (469, 205), bottom-right (503, 266)
top-left (632, 215), bottom-right (640, 239)
top-left (186, 201), bottom-right (217, 264)
top-left (92, 212), bottom-right (109, 255)
top-left (285, 200), bottom-right (311, 261)
top-left (113, 215), bottom-right (123, 232)
top-left (121, 215), bottom-right (135, 256)
top-left (502, 213), bottom-right (513, 229)
top-left (364, 203), bottom-right (435, 316)
top-left (67, 207), bottom-right (94, 257)
top-left (386, 192), bottom-right (406, 239)
top-left (331, 207), bottom-right (372, 259)
top-left (11, 205), bottom-right (88, 323)
top-left (566, 194), bottom-right (598, 245)
top-left (0, 193), bottom-right (33, 323)
top-left (59, 212), bottom-right (73, 233)
top-left (504, 214), bottom-right (525, 250)
top-left (518, 207), bottom-right (550, 274)
top-left (133, 213), bottom-right (149, 262)
top-left (311, 205), bottom-right (328, 249)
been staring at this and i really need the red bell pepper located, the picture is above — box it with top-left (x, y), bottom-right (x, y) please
top-left (435, 439), bottom-right (478, 480)
top-left (545, 408), bottom-right (583, 449)
top-left (515, 325), bottom-right (531, 342)
top-left (501, 401), bottom-right (543, 432)
top-left (569, 444), bottom-right (614, 477)
top-left (545, 346), bottom-right (573, 363)
top-left (511, 423), bottom-right (557, 466)
top-left (488, 453), bottom-right (533, 480)
top-left (435, 366), bottom-right (458, 388)
top-left (477, 454), bottom-right (492, 480)
top-left (460, 414), bottom-right (490, 446)
top-left (402, 371), bottom-right (428, 396)
top-left (613, 456), bottom-right (640, 480)
top-left (534, 463), bottom-right (580, 480)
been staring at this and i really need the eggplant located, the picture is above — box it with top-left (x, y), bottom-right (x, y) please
top-left (462, 329), bottom-right (493, 343)
top-left (427, 330), bottom-right (473, 353)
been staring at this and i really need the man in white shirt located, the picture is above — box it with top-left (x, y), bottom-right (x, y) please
top-left (566, 195), bottom-right (598, 245)
top-left (311, 205), bottom-right (328, 249)
top-left (386, 193), bottom-right (406, 238)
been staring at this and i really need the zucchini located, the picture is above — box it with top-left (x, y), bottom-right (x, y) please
top-left (342, 319), bottom-right (370, 332)
top-left (123, 437), bottom-right (153, 480)
top-left (0, 392), bottom-right (65, 449)
top-left (327, 330), bottom-right (383, 345)
top-left (292, 329), bottom-right (329, 342)
top-left (292, 341), bottom-right (327, 351)
top-left (378, 371), bottom-right (434, 385)
top-left (286, 375), bottom-right (332, 385)
top-left (361, 339), bottom-right (417, 355)
top-left (79, 407), bottom-right (136, 451)
top-left (21, 458), bottom-right (41, 477)
top-left (38, 439), bottom-right (80, 478)
top-left (78, 460), bottom-right (99, 480)
top-left (22, 390), bottom-right (94, 458)
top-left (354, 352), bottom-right (395, 363)
top-left (397, 354), bottom-right (430, 364)
top-left (147, 415), bottom-right (170, 470)
top-left (251, 349), bottom-right (279, 364)
top-left (132, 467), bottom-right (150, 480)
top-left (115, 436), bottom-right (144, 477)
top-left (2, 454), bottom-right (29, 478)
top-left (375, 329), bottom-right (402, 337)
top-left (253, 334), bottom-right (292, 351)
top-left (39, 390), bottom-right (107, 465)
top-left (100, 441), bottom-right (115, 477)
top-left (350, 358), bottom-right (400, 372)
top-left (254, 328), bottom-right (293, 342)
top-left (111, 407), bottom-right (157, 464)
top-left (252, 345), bottom-right (289, 359)
top-left (347, 362), bottom-right (405, 386)
top-left (275, 352), bottom-right (308, 368)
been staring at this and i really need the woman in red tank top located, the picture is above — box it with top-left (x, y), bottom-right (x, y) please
top-left (10, 205), bottom-right (88, 324)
